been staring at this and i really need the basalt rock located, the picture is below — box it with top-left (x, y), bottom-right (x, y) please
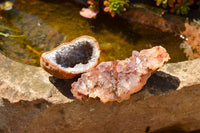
top-left (40, 36), bottom-right (100, 79)
top-left (71, 46), bottom-right (170, 103)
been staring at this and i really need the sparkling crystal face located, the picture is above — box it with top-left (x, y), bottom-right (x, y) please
top-left (71, 46), bottom-right (170, 103)
top-left (42, 37), bottom-right (100, 73)
top-left (55, 41), bottom-right (93, 68)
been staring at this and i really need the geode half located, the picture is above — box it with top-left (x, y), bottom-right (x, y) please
top-left (40, 36), bottom-right (100, 79)
top-left (71, 46), bottom-right (170, 103)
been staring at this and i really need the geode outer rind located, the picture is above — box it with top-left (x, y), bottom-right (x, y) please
top-left (40, 36), bottom-right (100, 79)
top-left (71, 46), bottom-right (170, 103)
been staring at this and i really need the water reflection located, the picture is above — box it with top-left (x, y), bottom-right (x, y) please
top-left (0, 0), bottom-right (187, 66)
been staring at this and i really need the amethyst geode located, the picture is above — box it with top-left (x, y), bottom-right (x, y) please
top-left (71, 46), bottom-right (170, 103)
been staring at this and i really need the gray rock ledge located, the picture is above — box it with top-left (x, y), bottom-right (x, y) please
top-left (0, 53), bottom-right (200, 133)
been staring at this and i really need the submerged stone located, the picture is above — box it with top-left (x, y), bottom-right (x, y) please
top-left (71, 46), bottom-right (170, 103)
top-left (40, 36), bottom-right (100, 79)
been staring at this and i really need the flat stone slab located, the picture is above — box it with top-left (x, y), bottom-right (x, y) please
top-left (0, 53), bottom-right (71, 104)
top-left (0, 53), bottom-right (200, 133)
top-left (159, 59), bottom-right (200, 90)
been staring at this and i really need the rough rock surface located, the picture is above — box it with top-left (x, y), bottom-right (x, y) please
top-left (0, 52), bottom-right (200, 133)
top-left (71, 46), bottom-right (170, 103)
top-left (0, 53), bottom-right (72, 132)
top-left (159, 58), bottom-right (200, 90)
top-left (0, 53), bottom-right (70, 104)
top-left (120, 7), bottom-right (185, 34)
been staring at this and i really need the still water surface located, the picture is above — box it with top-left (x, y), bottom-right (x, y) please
top-left (0, 0), bottom-right (187, 66)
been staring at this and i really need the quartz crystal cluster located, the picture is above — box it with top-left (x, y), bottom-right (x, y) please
top-left (71, 46), bottom-right (170, 103)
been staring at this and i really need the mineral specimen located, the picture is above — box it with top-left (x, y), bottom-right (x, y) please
top-left (40, 36), bottom-right (100, 79)
top-left (71, 46), bottom-right (170, 103)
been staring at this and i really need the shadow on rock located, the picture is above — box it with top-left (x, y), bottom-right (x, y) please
top-left (49, 76), bottom-right (80, 99)
top-left (49, 71), bottom-right (180, 100)
top-left (143, 71), bottom-right (180, 95)
top-left (0, 98), bottom-right (52, 133)
top-left (150, 124), bottom-right (200, 133)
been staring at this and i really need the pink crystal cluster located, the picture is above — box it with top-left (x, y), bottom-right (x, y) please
top-left (71, 46), bottom-right (170, 103)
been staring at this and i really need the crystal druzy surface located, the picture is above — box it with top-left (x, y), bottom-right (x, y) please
top-left (40, 36), bottom-right (100, 79)
top-left (71, 46), bottom-right (170, 103)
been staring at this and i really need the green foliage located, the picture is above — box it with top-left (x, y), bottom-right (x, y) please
top-left (104, 0), bottom-right (129, 17)
top-left (155, 0), bottom-right (195, 15)
top-left (88, 0), bottom-right (99, 11)
top-left (175, 2), bottom-right (190, 14)
top-left (83, 0), bottom-right (199, 17)
top-left (0, 32), bottom-right (25, 37)
top-left (89, 4), bottom-right (96, 10)
top-left (108, 0), bottom-right (129, 14)
top-left (0, 25), bottom-right (25, 38)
